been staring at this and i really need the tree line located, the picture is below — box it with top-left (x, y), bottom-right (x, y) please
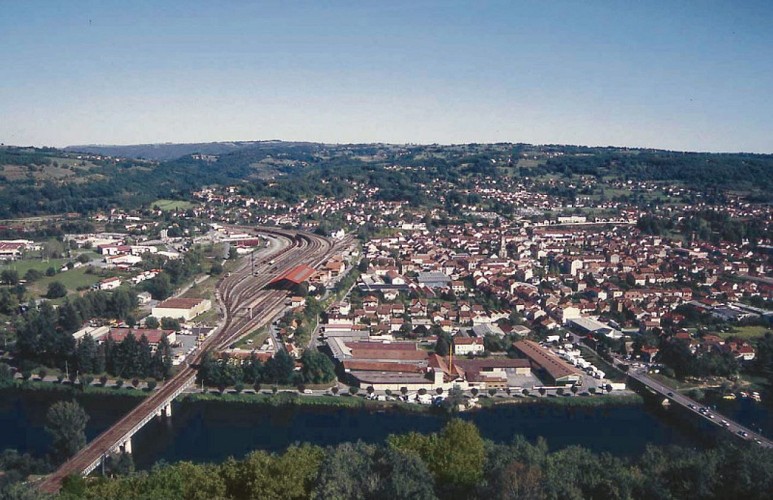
top-left (197, 348), bottom-right (336, 389)
top-left (48, 418), bottom-right (773, 500)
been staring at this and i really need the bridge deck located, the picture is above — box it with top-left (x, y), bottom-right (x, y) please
top-left (628, 370), bottom-right (772, 448)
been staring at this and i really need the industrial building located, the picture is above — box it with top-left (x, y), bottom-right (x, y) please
top-left (151, 297), bottom-right (211, 322)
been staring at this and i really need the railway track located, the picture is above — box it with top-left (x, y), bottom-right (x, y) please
top-left (37, 228), bottom-right (334, 494)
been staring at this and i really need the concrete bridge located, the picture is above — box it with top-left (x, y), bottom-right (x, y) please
top-left (38, 369), bottom-right (197, 492)
top-left (627, 369), bottom-right (772, 448)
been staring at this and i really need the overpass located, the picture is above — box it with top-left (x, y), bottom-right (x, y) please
top-left (37, 228), bottom-right (337, 493)
top-left (627, 369), bottom-right (772, 448)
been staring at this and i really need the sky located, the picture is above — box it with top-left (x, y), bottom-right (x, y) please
top-left (1, 1), bottom-right (772, 152)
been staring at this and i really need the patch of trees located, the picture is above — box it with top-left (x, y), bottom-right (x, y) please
top-left (658, 338), bottom-right (739, 379)
top-left (13, 290), bottom-right (138, 371)
top-left (53, 418), bottom-right (773, 500)
top-left (197, 348), bottom-right (336, 388)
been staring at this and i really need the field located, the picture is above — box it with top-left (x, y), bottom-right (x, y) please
top-left (1, 258), bottom-right (67, 277)
top-left (151, 199), bottom-right (196, 211)
top-left (721, 325), bottom-right (772, 340)
top-left (28, 267), bottom-right (103, 299)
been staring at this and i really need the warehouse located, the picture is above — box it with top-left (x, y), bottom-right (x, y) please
top-left (151, 297), bottom-right (211, 322)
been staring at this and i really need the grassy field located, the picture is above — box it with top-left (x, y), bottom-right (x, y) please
top-left (1, 258), bottom-right (67, 276)
top-left (234, 327), bottom-right (269, 349)
top-left (721, 325), bottom-right (771, 340)
top-left (29, 267), bottom-right (103, 298)
top-left (152, 199), bottom-right (196, 211)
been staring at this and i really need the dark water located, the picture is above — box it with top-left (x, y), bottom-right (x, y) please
top-left (0, 388), bottom-right (711, 469)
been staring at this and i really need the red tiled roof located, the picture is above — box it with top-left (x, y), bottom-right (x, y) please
top-left (343, 360), bottom-right (423, 373)
top-left (269, 265), bottom-right (316, 285)
top-left (108, 328), bottom-right (173, 344)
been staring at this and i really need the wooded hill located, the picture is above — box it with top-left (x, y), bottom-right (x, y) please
top-left (2, 142), bottom-right (772, 219)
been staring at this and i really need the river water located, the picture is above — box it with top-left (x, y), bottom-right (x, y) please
top-left (1, 388), bottom-right (766, 469)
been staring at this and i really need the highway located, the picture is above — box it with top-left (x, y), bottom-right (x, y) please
top-left (37, 228), bottom-right (336, 494)
top-left (627, 368), bottom-right (772, 448)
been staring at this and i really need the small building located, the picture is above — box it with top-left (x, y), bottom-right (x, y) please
top-left (417, 272), bottom-right (451, 289)
top-left (107, 328), bottom-right (176, 347)
top-left (98, 277), bottom-right (122, 291)
top-left (454, 337), bottom-right (485, 356)
top-left (152, 297), bottom-right (211, 321)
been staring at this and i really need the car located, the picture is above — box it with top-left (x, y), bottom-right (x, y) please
top-left (667, 392), bottom-right (674, 397)
top-left (721, 420), bottom-right (729, 427)
top-left (741, 431), bottom-right (749, 437)
top-left (707, 413), bottom-right (714, 419)
top-left (688, 403), bottom-right (695, 409)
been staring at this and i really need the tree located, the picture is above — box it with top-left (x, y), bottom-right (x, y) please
top-left (146, 379), bottom-right (157, 392)
top-left (435, 333), bottom-right (451, 357)
top-left (46, 281), bottom-right (67, 299)
top-left (443, 385), bottom-right (466, 413)
top-left (0, 362), bottom-right (14, 388)
top-left (161, 317), bottom-right (181, 331)
top-left (46, 400), bottom-right (89, 463)
top-left (264, 350), bottom-right (295, 384)
top-left (349, 386), bottom-right (359, 396)
top-left (210, 261), bottom-right (224, 276)
top-left (46, 266), bottom-right (57, 277)
top-left (76, 334), bottom-right (97, 374)
top-left (144, 316), bottom-right (160, 329)
top-left (389, 419), bottom-right (485, 497)
top-left (1, 269), bottom-right (19, 285)
top-left (300, 349), bottom-right (336, 384)
top-left (539, 387), bottom-right (546, 397)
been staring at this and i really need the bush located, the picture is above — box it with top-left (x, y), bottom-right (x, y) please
top-left (46, 281), bottom-right (67, 299)
top-left (132, 378), bottom-right (140, 388)
top-left (99, 375), bottom-right (108, 386)
top-left (234, 382), bottom-right (244, 394)
top-left (115, 379), bottom-right (124, 389)
top-left (37, 369), bottom-right (47, 380)
top-left (436, 387), bottom-right (444, 395)
top-left (488, 388), bottom-right (497, 396)
top-left (418, 388), bottom-right (427, 396)
top-left (146, 379), bottom-right (158, 391)
top-left (349, 386), bottom-right (359, 396)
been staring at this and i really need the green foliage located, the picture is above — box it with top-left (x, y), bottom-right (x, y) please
top-left (389, 419), bottom-right (485, 497)
top-left (45, 400), bottom-right (89, 464)
top-left (300, 349), bottom-right (336, 384)
top-left (45, 281), bottom-right (67, 299)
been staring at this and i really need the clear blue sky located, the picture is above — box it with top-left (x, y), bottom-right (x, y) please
top-left (1, 1), bottom-right (771, 152)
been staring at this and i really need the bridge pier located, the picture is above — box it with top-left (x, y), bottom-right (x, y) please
top-left (119, 438), bottom-right (132, 455)
top-left (156, 402), bottom-right (172, 418)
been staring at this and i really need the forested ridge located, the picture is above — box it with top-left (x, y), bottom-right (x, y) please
top-left (2, 142), bottom-right (773, 218)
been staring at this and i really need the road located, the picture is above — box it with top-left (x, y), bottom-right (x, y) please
top-left (626, 367), bottom-right (772, 448)
top-left (37, 228), bottom-right (336, 494)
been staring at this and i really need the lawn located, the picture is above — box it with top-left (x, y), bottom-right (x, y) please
top-left (151, 199), bottom-right (196, 211)
top-left (721, 325), bottom-right (771, 340)
top-left (28, 267), bottom-right (103, 300)
top-left (1, 258), bottom-right (67, 277)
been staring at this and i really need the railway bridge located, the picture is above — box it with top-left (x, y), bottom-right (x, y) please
top-left (37, 228), bottom-right (340, 493)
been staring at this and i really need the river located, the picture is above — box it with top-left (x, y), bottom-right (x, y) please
top-left (0, 388), bottom-right (725, 469)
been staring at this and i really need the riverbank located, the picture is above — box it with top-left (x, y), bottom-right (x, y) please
top-left (4, 379), bottom-right (150, 398)
top-left (4, 380), bottom-right (644, 413)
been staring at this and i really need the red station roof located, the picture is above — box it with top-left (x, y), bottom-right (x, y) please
top-left (269, 265), bottom-right (316, 285)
